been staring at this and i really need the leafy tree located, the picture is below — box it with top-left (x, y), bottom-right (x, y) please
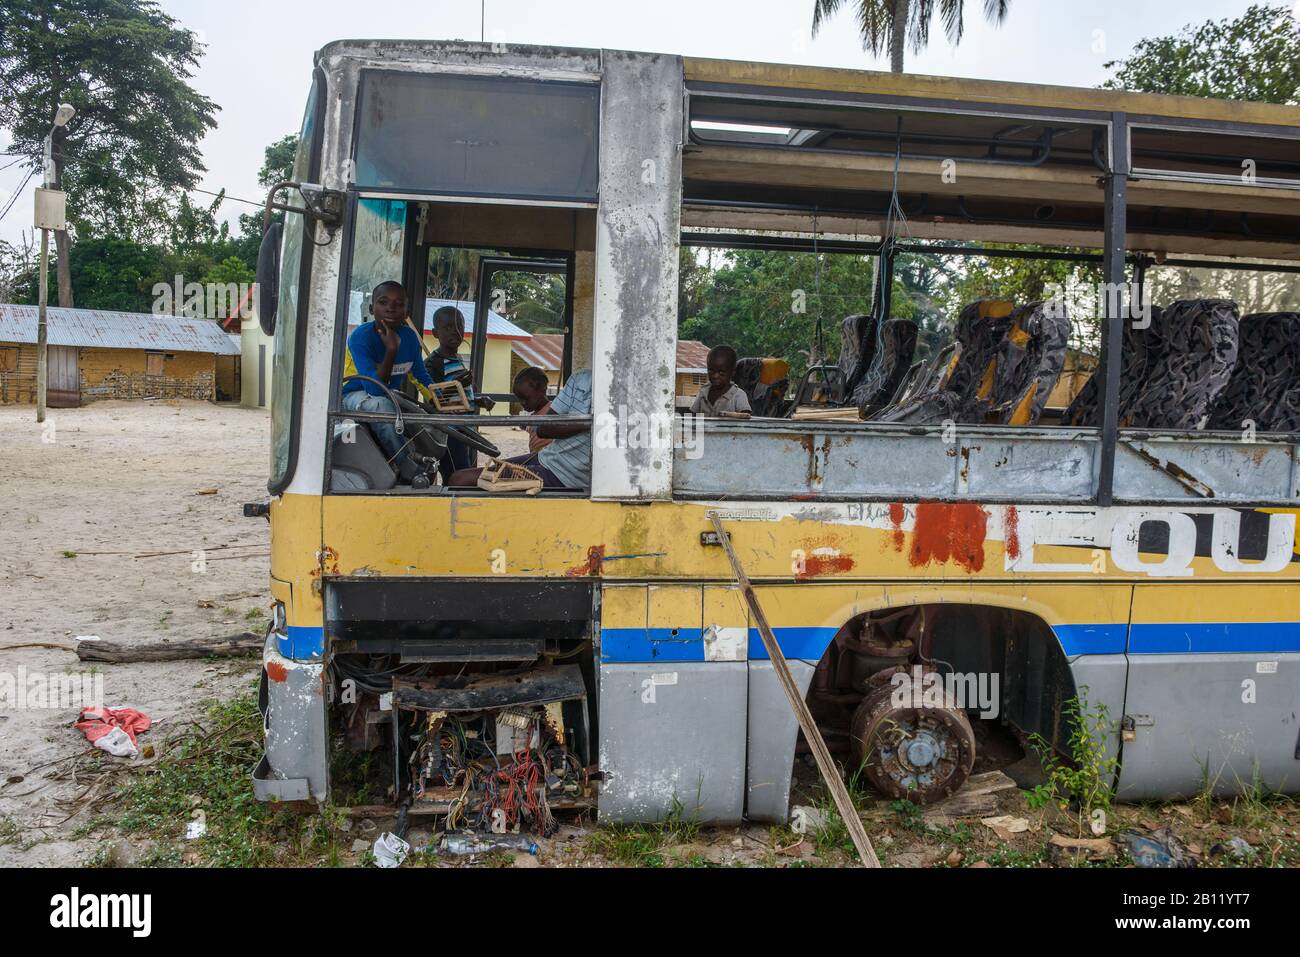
top-left (1103, 3), bottom-right (1300, 104)
top-left (257, 135), bottom-right (299, 190)
top-left (0, 0), bottom-right (219, 306)
top-left (812, 0), bottom-right (1012, 73)
top-left (202, 256), bottom-right (256, 289)
top-left (680, 249), bottom-right (876, 376)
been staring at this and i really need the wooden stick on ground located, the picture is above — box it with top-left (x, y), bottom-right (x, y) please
top-left (708, 512), bottom-right (880, 868)
top-left (75, 632), bottom-right (262, 663)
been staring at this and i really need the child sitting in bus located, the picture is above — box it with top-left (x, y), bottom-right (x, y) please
top-left (690, 344), bottom-right (752, 417)
top-left (513, 366), bottom-right (554, 452)
top-left (424, 304), bottom-right (495, 480)
top-left (447, 366), bottom-right (591, 489)
top-left (341, 280), bottom-right (437, 478)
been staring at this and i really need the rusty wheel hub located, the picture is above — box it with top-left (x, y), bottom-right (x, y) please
top-left (849, 682), bottom-right (976, 804)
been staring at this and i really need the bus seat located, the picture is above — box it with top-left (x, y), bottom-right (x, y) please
top-left (1061, 307), bottom-right (1159, 428)
top-left (734, 357), bottom-right (790, 416)
top-left (837, 313), bottom-right (879, 401)
top-left (981, 300), bottom-right (1071, 426)
top-left (1125, 299), bottom-right (1239, 430)
top-left (869, 299), bottom-right (1011, 424)
top-left (852, 319), bottom-right (918, 414)
top-left (331, 420), bottom-right (398, 491)
top-left (1207, 312), bottom-right (1300, 433)
top-left (947, 299), bottom-right (1016, 414)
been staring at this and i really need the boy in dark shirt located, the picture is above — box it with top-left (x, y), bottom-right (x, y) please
top-left (342, 281), bottom-right (437, 478)
top-left (424, 305), bottom-right (495, 480)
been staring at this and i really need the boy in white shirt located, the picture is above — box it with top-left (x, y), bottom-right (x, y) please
top-left (690, 345), bottom-right (752, 417)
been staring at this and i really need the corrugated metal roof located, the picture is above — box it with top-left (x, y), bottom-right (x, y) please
top-left (344, 292), bottom-right (531, 340)
top-left (511, 333), bottom-right (565, 370)
top-left (511, 335), bottom-right (713, 374)
top-left (676, 340), bottom-right (711, 373)
top-left (423, 299), bottom-right (531, 340)
top-left (0, 304), bottom-right (242, 355)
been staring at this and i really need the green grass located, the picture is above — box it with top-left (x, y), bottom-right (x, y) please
top-left (0, 815), bottom-right (19, 846)
top-left (586, 795), bottom-right (702, 868)
top-left (101, 683), bottom-right (348, 867)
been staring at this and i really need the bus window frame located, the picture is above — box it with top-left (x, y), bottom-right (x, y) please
top-left (324, 190), bottom-right (593, 498)
top-left (268, 64), bottom-right (328, 497)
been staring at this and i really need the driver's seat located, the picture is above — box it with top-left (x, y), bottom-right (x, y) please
top-left (331, 420), bottom-right (398, 491)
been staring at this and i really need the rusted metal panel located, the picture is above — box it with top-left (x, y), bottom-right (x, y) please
top-left (1114, 433), bottom-right (1300, 502)
top-left (674, 419), bottom-right (1300, 504)
top-left (0, 304), bottom-right (241, 355)
top-left (675, 421), bottom-right (1100, 502)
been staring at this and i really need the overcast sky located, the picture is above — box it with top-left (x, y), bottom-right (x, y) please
top-left (0, 0), bottom-right (1283, 249)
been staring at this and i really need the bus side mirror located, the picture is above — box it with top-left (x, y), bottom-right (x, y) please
top-left (256, 220), bottom-right (283, 336)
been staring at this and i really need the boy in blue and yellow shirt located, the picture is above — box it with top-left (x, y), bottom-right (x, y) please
top-left (342, 280), bottom-right (435, 479)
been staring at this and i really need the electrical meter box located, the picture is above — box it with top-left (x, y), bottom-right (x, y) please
top-left (34, 188), bottom-right (67, 231)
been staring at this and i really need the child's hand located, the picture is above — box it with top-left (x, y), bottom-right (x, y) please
top-left (377, 322), bottom-right (401, 353)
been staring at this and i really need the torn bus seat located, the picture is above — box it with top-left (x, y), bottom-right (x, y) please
top-left (853, 319), bottom-right (918, 414)
top-left (870, 299), bottom-right (1012, 424)
top-left (1207, 312), bottom-right (1300, 433)
top-left (837, 313), bottom-right (879, 401)
top-left (1061, 308), bottom-right (1159, 428)
top-left (734, 356), bottom-right (790, 417)
top-left (981, 300), bottom-right (1071, 426)
top-left (947, 299), bottom-right (1017, 418)
top-left (1125, 299), bottom-right (1239, 430)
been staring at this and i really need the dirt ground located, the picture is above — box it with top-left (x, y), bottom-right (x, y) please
top-left (1, 401), bottom-right (1295, 869)
top-left (0, 400), bottom-right (273, 865)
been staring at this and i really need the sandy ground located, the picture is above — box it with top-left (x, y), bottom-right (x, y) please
top-left (0, 401), bottom-right (543, 866)
top-left (0, 400), bottom-right (272, 866)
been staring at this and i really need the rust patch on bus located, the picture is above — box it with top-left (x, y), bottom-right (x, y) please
top-left (888, 502), bottom-right (906, 552)
top-left (567, 545), bottom-right (606, 577)
top-left (796, 537), bottom-right (855, 579)
top-left (909, 502), bottom-right (988, 573)
top-left (1005, 505), bottom-right (1021, 561)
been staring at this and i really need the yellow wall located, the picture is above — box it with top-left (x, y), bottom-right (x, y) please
top-left (0, 342), bottom-right (38, 404)
top-left (1, 342), bottom-right (217, 403)
top-left (80, 348), bottom-right (216, 401)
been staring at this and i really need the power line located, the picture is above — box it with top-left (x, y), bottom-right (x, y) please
top-left (0, 169), bottom-right (36, 225)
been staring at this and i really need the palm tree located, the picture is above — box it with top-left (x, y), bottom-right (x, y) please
top-left (812, 0), bottom-right (1012, 74)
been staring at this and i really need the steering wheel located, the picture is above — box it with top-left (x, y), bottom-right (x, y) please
top-left (340, 375), bottom-right (501, 459)
top-left (340, 375), bottom-right (408, 434)
top-left (442, 422), bottom-right (500, 458)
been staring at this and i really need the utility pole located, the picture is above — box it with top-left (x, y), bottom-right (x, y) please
top-left (34, 104), bottom-right (74, 424)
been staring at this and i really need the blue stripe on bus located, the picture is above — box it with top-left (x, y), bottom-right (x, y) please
top-left (599, 627), bottom-right (837, 663)
top-left (557, 621), bottom-right (1300, 664)
top-left (747, 627), bottom-right (837, 661)
top-left (600, 628), bottom-right (704, 662)
top-left (1127, 621), bottom-right (1300, 655)
top-left (279, 625), bottom-right (325, 660)
top-left (1051, 623), bottom-right (1128, 657)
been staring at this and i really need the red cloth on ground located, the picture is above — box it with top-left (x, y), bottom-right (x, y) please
top-left (75, 706), bottom-right (152, 746)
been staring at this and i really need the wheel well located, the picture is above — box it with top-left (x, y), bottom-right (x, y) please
top-left (808, 603), bottom-right (1078, 759)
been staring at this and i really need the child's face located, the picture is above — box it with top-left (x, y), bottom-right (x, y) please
top-left (707, 355), bottom-right (735, 389)
top-left (513, 379), bottom-right (548, 412)
top-left (370, 288), bottom-right (407, 327)
top-left (434, 315), bottom-right (465, 352)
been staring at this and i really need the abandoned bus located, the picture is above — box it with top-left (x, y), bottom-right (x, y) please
top-left (246, 40), bottom-right (1300, 825)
